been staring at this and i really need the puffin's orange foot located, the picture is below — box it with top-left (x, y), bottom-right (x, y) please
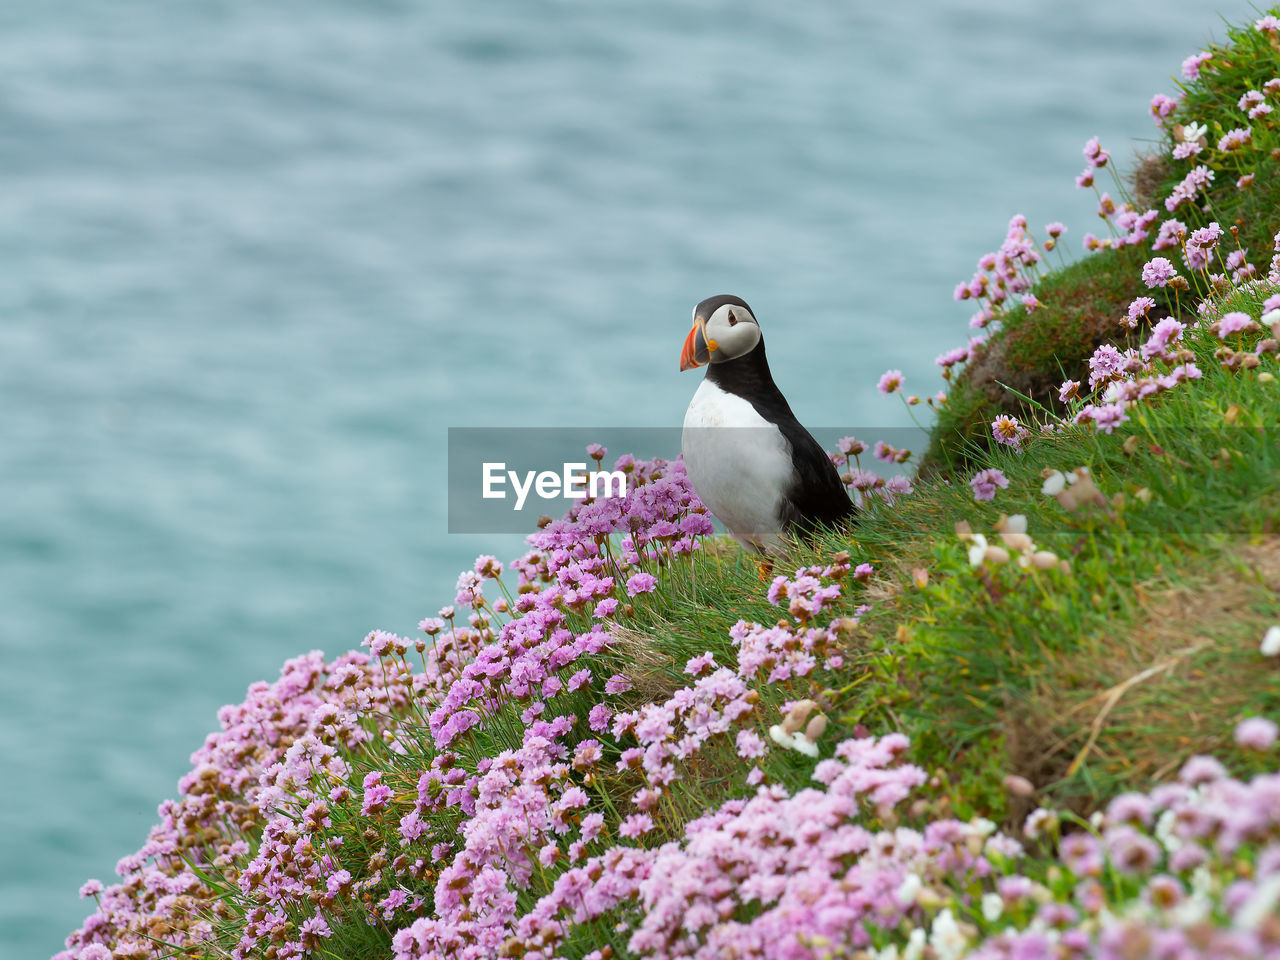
top-left (756, 559), bottom-right (774, 582)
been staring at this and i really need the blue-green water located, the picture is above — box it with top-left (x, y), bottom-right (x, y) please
top-left (0, 2), bottom-right (1256, 954)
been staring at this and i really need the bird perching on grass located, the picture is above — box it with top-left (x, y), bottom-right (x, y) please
top-left (679, 294), bottom-right (856, 555)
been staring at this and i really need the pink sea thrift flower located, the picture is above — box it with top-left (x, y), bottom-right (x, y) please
top-left (1181, 51), bottom-right (1213, 81)
top-left (1141, 318), bottom-right (1186, 360)
top-left (736, 729), bottom-right (766, 759)
top-left (361, 771), bottom-right (393, 815)
top-left (1153, 219), bottom-right (1186, 251)
top-left (881, 475), bottom-right (913, 507)
top-left (1180, 754), bottom-right (1227, 785)
top-left (1165, 165), bottom-right (1214, 212)
top-left (1216, 311), bottom-right (1255, 338)
top-left (877, 369), bottom-right (904, 394)
top-left (1090, 402), bottom-right (1129, 435)
top-left (1185, 223), bottom-right (1222, 269)
top-left (1150, 93), bottom-right (1178, 124)
top-left (626, 572), bottom-right (658, 596)
top-left (1234, 717), bottom-right (1278, 750)
top-left (473, 554), bottom-right (502, 578)
top-left (684, 652), bottom-right (716, 675)
top-left (604, 674), bottom-right (632, 694)
top-left (1126, 297), bottom-right (1156, 327)
top-left (1218, 127), bottom-right (1252, 151)
top-left (587, 703), bottom-right (613, 732)
top-left (1083, 136), bottom-right (1110, 167)
top-left (1142, 257), bottom-right (1178, 288)
top-left (991, 415), bottom-right (1026, 448)
top-left (1089, 344), bottom-right (1127, 387)
top-left (970, 468), bottom-right (1009, 502)
top-left (618, 813), bottom-right (653, 838)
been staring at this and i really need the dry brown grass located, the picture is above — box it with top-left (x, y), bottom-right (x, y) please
top-left (1002, 537), bottom-right (1280, 819)
top-left (1129, 151), bottom-right (1174, 211)
top-left (611, 622), bottom-right (688, 704)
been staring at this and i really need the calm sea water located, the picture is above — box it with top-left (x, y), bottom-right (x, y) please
top-left (0, 1), bottom-right (1257, 954)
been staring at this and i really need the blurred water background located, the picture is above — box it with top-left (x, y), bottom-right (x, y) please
top-left (0, 1), bottom-right (1259, 954)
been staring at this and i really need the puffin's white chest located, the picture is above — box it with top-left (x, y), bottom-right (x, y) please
top-left (682, 379), bottom-right (794, 552)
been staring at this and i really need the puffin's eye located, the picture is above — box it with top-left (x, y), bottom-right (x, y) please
top-left (727, 311), bottom-right (738, 326)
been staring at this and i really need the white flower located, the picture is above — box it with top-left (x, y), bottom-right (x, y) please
top-left (1155, 809), bottom-right (1182, 853)
top-left (793, 737), bottom-right (818, 757)
top-left (981, 892), bottom-right (1004, 922)
top-left (1041, 471), bottom-right (1067, 496)
top-left (970, 817), bottom-right (998, 837)
top-left (896, 872), bottom-right (923, 907)
top-left (902, 928), bottom-right (926, 960)
top-left (1262, 625), bottom-right (1280, 657)
top-left (1183, 121), bottom-right (1208, 142)
top-left (1262, 307), bottom-right (1280, 328)
top-left (967, 533), bottom-right (989, 567)
top-left (1003, 514), bottom-right (1027, 535)
top-left (1023, 807), bottom-right (1057, 839)
top-left (768, 724), bottom-right (818, 757)
top-left (1235, 874), bottom-right (1280, 931)
top-left (929, 909), bottom-right (969, 960)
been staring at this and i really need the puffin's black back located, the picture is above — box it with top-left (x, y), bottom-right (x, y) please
top-left (705, 336), bottom-right (856, 537)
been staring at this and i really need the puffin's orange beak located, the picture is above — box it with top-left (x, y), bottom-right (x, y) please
top-left (680, 317), bottom-right (712, 371)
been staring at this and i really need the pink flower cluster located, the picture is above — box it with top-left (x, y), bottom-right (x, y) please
top-left (952, 214), bottom-right (1045, 332)
top-left (56, 454), bottom-right (730, 960)
top-left (480, 732), bottom-right (947, 960)
top-left (969, 757), bottom-right (1280, 960)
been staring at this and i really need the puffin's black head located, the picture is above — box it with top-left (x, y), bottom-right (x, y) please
top-left (679, 294), bottom-right (762, 372)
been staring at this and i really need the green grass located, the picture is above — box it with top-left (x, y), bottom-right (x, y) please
top-left (622, 285), bottom-right (1280, 835)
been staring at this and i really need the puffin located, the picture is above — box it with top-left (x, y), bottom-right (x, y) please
top-left (679, 294), bottom-right (856, 554)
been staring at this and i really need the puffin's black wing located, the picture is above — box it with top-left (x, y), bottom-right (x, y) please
top-left (776, 420), bottom-right (857, 537)
top-left (703, 335), bottom-right (856, 539)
